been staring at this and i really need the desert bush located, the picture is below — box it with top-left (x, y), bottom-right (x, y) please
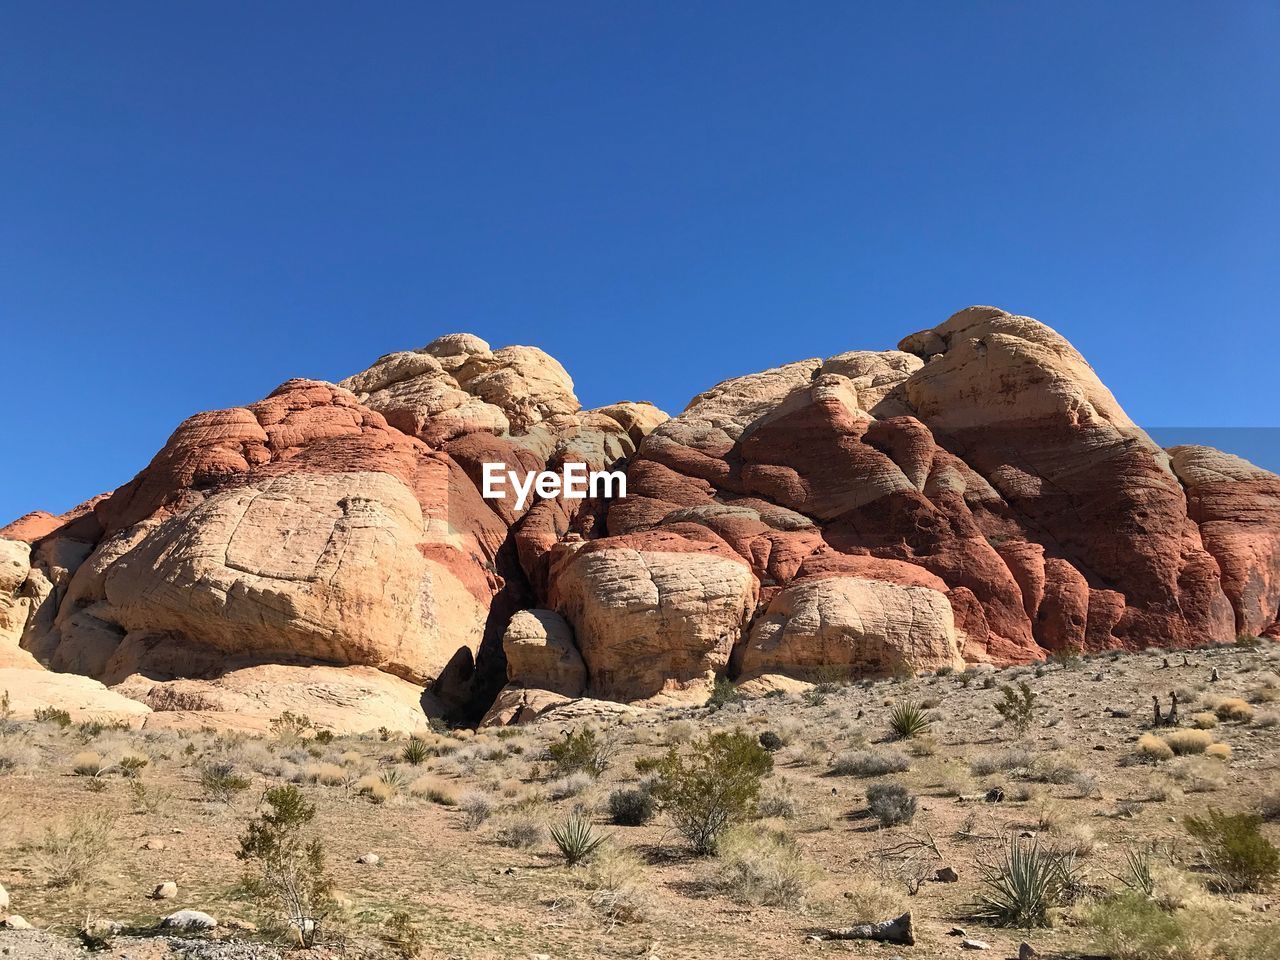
top-left (237, 785), bottom-right (332, 946)
top-left (1261, 793), bottom-right (1280, 822)
top-left (608, 787), bottom-right (655, 826)
top-left (1191, 711), bottom-right (1218, 729)
top-left (1050, 821), bottom-right (1096, 857)
top-left (1029, 758), bottom-right (1081, 785)
top-left (1111, 846), bottom-right (1156, 897)
top-left (831, 748), bottom-right (909, 777)
top-left (757, 777), bottom-right (799, 819)
top-left (458, 790), bottom-right (493, 830)
top-left (495, 811), bottom-right (545, 849)
top-left (757, 731), bottom-right (784, 752)
top-left (650, 730), bottom-right (773, 854)
top-left (968, 836), bottom-right (1079, 927)
top-left (1069, 771), bottom-right (1100, 799)
top-left (548, 772), bottom-right (593, 799)
top-left (34, 706), bottom-right (72, 728)
top-left (1205, 742), bottom-right (1231, 761)
top-left (994, 681), bottom-right (1037, 736)
top-left (546, 727), bottom-right (614, 777)
top-left (381, 911), bottom-right (425, 959)
top-left (1164, 729), bottom-right (1213, 756)
top-left (1214, 698), bottom-right (1254, 723)
top-left (578, 844), bottom-right (650, 923)
top-left (0, 740), bottom-right (40, 774)
top-left (665, 719), bottom-right (695, 744)
top-left (269, 711), bottom-right (313, 745)
top-left (1184, 807), bottom-right (1280, 892)
top-left (550, 813), bottom-right (606, 866)
top-left (401, 737), bottom-right (431, 766)
top-left (409, 775), bottom-right (457, 806)
top-left (970, 747), bottom-right (1034, 776)
top-left (1137, 733), bottom-right (1175, 762)
top-left (842, 875), bottom-right (907, 923)
top-left (72, 750), bottom-right (108, 777)
top-left (706, 676), bottom-right (741, 710)
top-left (34, 811), bottom-right (116, 887)
top-left (117, 752), bottom-right (149, 778)
top-left (866, 783), bottom-right (916, 827)
top-left (200, 762), bottom-right (252, 802)
top-left (1086, 890), bottom-right (1280, 960)
top-left (302, 762), bottom-right (347, 787)
top-left (353, 774), bottom-right (395, 804)
top-left (128, 779), bottom-right (171, 816)
top-left (887, 701), bottom-right (930, 739)
top-left (716, 824), bottom-right (817, 907)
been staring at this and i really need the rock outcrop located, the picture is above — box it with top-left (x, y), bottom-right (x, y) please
top-left (4, 307), bottom-right (1278, 727)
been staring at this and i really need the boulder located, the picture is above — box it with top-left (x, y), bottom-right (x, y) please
top-left (501, 609), bottom-right (586, 696)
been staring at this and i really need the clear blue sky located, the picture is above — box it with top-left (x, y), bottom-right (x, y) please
top-left (2, 2), bottom-right (1278, 521)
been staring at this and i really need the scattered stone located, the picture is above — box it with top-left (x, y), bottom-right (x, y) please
top-left (356, 853), bottom-right (380, 866)
top-left (0, 917), bottom-right (32, 931)
top-left (1018, 943), bottom-right (1039, 960)
top-left (161, 910), bottom-right (218, 931)
top-left (961, 940), bottom-right (991, 951)
top-left (151, 881), bottom-right (178, 899)
top-left (934, 866), bottom-right (959, 882)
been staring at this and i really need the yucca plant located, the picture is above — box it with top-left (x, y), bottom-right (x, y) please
top-left (1109, 846), bottom-right (1156, 897)
top-left (401, 737), bottom-right (431, 766)
top-left (550, 814), bottom-right (607, 866)
top-left (888, 701), bottom-right (930, 739)
top-left (969, 836), bottom-right (1078, 927)
top-left (379, 768), bottom-right (409, 791)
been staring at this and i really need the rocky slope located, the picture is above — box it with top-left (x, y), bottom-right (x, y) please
top-left (3, 308), bottom-right (1277, 729)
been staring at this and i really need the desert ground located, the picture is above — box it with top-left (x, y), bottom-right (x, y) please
top-left (2, 643), bottom-right (1278, 960)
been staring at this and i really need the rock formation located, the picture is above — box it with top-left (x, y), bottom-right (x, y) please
top-left (2, 308), bottom-right (1277, 728)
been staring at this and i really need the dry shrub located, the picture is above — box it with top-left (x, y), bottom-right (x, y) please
top-left (1168, 758), bottom-right (1224, 794)
top-left (831, 748), bottom-right (910, 777)
top-left (303, 762), bottom-right (347, 786)
top-left (1086, 891), bottom-right (1280, 960)
top-left (34, 811), bottom-right (117, 887)
top-left (577, 844), bottom-right (650, 923)
top-left (715, 825), bottom-right (818, 908)
top-left (841, 875), bottom-right (906, 923)
top-left (71, 750), bottom-right (107, 777)
top-left (1163, 730), bottom-right (1213, 756)
top-left (353, 774), bottom-right (396, 804)
top-left (494, 810), bottom-right (545, 849)
top-left (1204, 743), bottom-right (1231, 762)
top-left (458, 790), bottom-right (493, 830)
top-left (1214, 698), bottom-right (1254, 723)
top-left (409, 775), bottom-right (457, 806)
top-left (1190, 712), bottom-right (1218, 729)
top-left (1050, 820), bottom-right (1096, 857)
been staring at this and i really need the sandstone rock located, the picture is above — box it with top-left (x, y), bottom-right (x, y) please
top-left (501, 609), bottom-right (585, 696)
top-left (355, 853), bottom-right (380, 865)
top-left (0, 881), bottom-right (8, 910)
top-left (151, 882), bottom-right (177, 899)
top-left (0, 667), bottom-right (150, 723)
top-left (549, 530), bottom-right (758, 703)
top-left (0, 915), bottom-right (33, 930)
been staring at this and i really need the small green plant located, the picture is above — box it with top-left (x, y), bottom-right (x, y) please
top-left (129, 779), bottom-right (171, 816)
top-left (34, 706), bottom-right (72, 728)
top-left (1048, 649), bottom-right (1081, 670)
top-left (650, 730), bottom-right (773, 854)
top-left (269, 711), bottom-right (313, 744)
top-left (118, 754), bottom-right (149, 778)
top-left (401, 737), bottom-right (431, 766)
top-left (313, 729), bottom-right (335, 746)
top-left (237, 785), bottom-right (332, 946)
top-left (200, 762), bottom-right (251, 803)
top-left (866, 783), bottom-right (916, 827)
top-left (546, 727), bottom-right (614, 777)
top-left (887, 701), bottom-right (930, 739)
top-left (550, 814), bottom-right (607, 866)
top-left (707, 676), bottom-right (741, 710)
top-left (1184, 807), bottom-right (1280, 892)
top-left (1109, 846), bottom-right (1155, 897)
top-left (802, 686), bottom-right (829, 707)
top-left (995, 681), bottom-right (1037, 736)
top-left (969, 836), bottom-right (1078, 927)
top-left (608, 788), bottom-right (655, 826)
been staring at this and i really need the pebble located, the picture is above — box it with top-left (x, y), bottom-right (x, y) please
top-left (356, 853), bottom-right (380, 866)
top-left (961, 940), bottom-right (991, 951)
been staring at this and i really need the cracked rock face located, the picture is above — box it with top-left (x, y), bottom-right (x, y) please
top-left (3, 309), bottom-right (1279, 727)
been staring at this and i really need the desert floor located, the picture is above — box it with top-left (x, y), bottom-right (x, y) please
top-left (2, 643), bottom-right (1278, 960)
